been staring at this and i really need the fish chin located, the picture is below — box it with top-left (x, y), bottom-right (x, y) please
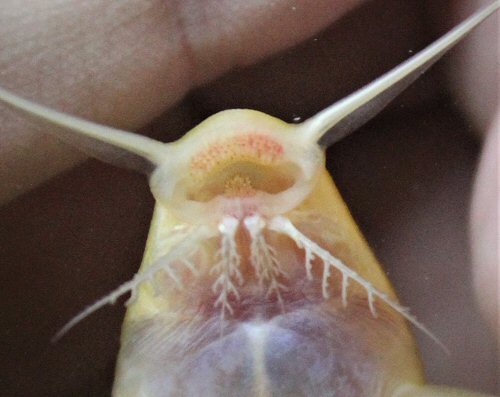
top-left (112, 308), bottom-right (385, 397)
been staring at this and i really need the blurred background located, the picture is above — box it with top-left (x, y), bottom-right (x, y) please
top-left (0, 0), bottom-right (497, 395)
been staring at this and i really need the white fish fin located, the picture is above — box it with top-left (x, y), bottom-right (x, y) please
top-left (52, 226), bottom-right (205, 341)
top-left (269, 215), bottom-right (448, 353)
top-left (0, 86), bottom-right (169, 171)
top-left (299, 1), bottom-right (499, 147)
top-left (211, 217), bottom-right (243, 319)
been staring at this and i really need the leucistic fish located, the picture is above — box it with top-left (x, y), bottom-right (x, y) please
top-left (0, 2), bottom-right (498, 396)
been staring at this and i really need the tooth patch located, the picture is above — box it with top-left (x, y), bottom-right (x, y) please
top-left (190, 133), bottom-right (284, 178)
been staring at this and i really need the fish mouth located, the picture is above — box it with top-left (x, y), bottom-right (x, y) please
top-left (181, 160), bottom-right (302, 203)
top-left (148, 125), bottom-right (325, 223)
top-left (167, 156), bottom-right (316, 222)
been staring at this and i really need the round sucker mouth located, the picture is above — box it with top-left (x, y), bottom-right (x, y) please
top-left (188, 132), bottom-right (285, 180)
top-left (183, 160), bottom-right (302, 203)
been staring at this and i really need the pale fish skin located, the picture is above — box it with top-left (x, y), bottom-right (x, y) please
top-left (114, 111), bottom-right (424, 396)
top-left (0, 2), bottom-right (498, 397)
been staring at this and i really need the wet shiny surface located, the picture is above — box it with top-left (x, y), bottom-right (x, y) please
top-left (114, 304), bottom-right (409, 397)
top-left (0, 1), bottom-right (497, 395)
top-left (2, 100), bottom-right (495, 396)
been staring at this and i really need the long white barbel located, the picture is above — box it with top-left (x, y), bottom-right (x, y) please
top-left (0, 85), bottom-right (168, 165)
top-left (300, 1), bottom-right (500, 147)
top-left (0, 3), bottom-right (498, 161)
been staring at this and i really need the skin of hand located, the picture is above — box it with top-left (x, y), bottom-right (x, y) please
top-left (0, 0), bottom-right (361, 204)
top-left (0, 0), bottom-right (497, 396)
top-left (450, 0), bottom-right (499, 344)
top-left (429, 0), bottom-right (499, 345)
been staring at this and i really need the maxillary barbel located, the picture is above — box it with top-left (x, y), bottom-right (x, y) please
top-left (54, 213), bottom-right (445, 351)
top-left (211, 214), bottom-right (446, 351)
top-left (244, 215), bottom-right (288, 312)
top-left (211, 217), bottom-right (243, 319)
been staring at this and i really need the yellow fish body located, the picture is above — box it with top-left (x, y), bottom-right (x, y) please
top-left (0, 3), bottom-right (498, 396)
top-left (113, 110), bottom-right (423, 396)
